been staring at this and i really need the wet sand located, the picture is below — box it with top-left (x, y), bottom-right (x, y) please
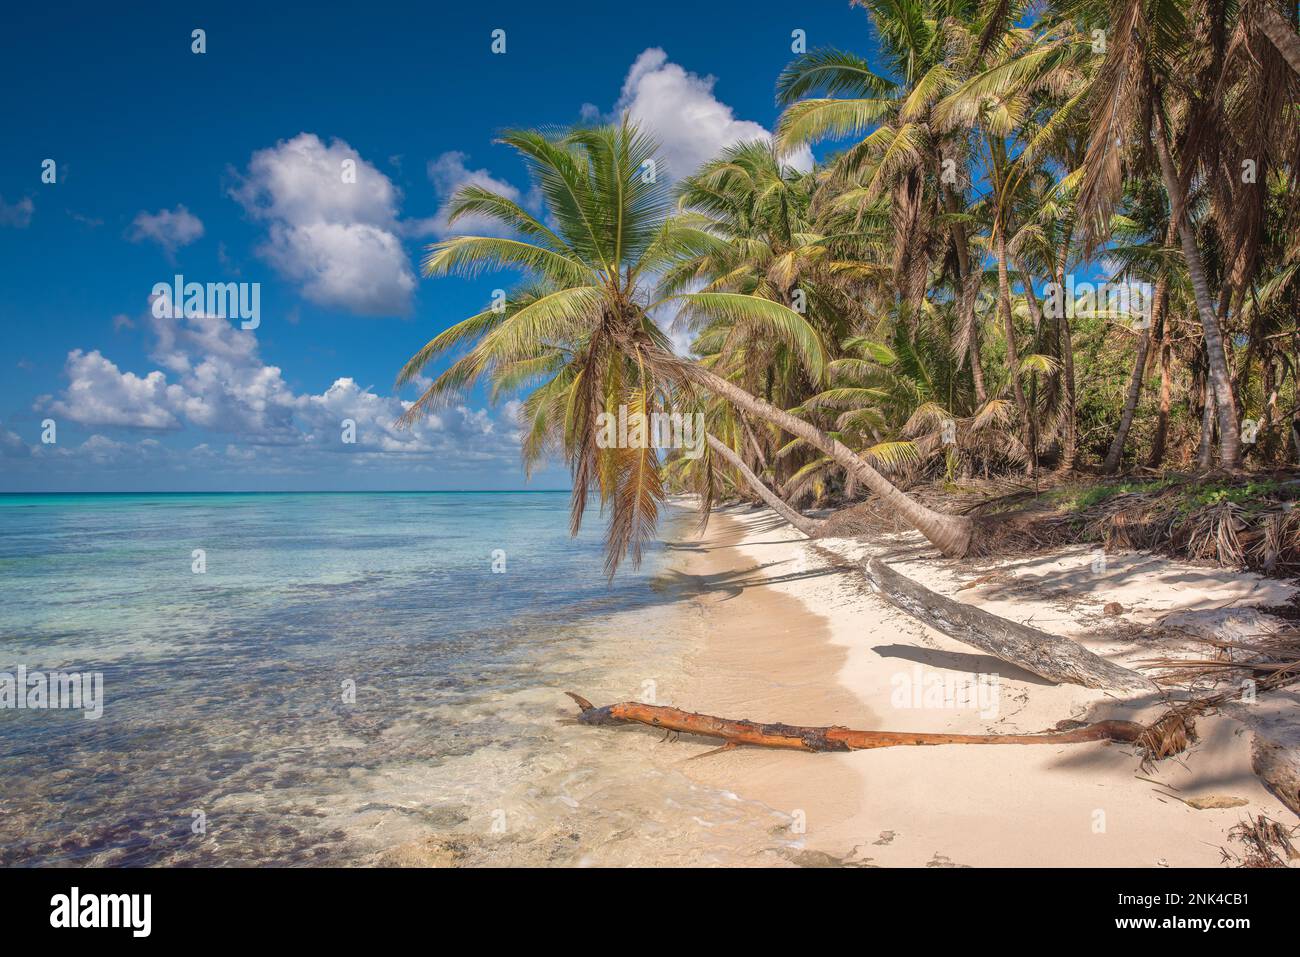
top-left (669, 510), bottom-right (873, 864)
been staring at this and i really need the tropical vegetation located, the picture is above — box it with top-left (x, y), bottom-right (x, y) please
top-left (397, 0), bottom-right (1300, 575)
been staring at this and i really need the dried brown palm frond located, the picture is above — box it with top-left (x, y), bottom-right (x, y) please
top-left (1207, 0), bottom-right (1300, 295)
top-left (1251, 507), bottom-right (1300, 572)
top-left (566, 346), bottom-right (608, 540)
top-left (1141, 625), bottom-right (1300, 695)
top-left (1035, 477), bottom-right (1300, 572)
top-left (1137, 709), bottom-right (1200, 766)
top-left (1220, 814), bottom-right (1299, 868)
top-left (1133, 623), bottom-right (1300, 770)
top-left (600, 387), bottom-right (665, 579)
top-left (1183, 501), bottom-right (1247, 566)
top-left (1076, 0), bottom-right (1148, 252)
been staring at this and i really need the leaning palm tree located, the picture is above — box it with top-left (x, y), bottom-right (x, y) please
top-left (1260, 4), bottom-right (1300, 74)
top-left (664, 140), bottom-right (843, 487)
top-left (396, 122), bottom-right (687, 575)
top-left (665, 139), bottom-right (893, 490)
top-left (396, 119), bottom-right (974, 566)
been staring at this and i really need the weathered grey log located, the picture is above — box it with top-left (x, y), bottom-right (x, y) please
top-left (1245, 692), bottom-right (1300, 817)
top-left (706, 433), bottom-right (824, 538)
top-left (1225, 694), bottom-right (1300, 820)
top-left (863, 557), bottom-right (1159, 694)
top-left (1222, 683), bottom-right (1300, 820)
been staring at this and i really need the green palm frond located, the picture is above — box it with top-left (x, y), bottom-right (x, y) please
top-left (777, 98), bottom-right (894, 150)
top-left (422, 235), bottom-right (596, 287)
top-left (444, 185), bottom-right (572, 250)
top-left (395, 306), bottom-right (505, 389)
top-left (474, 286), bottom-right (605, 364)
top-left (802, 387), bottom-right (892, 411)
top-left (1018, 352), bottom-right (1059, 376)
top-left (776, 49), bottom-right (896, 103)
top-left (863, 439), bottom-right (921, 472)
top-left (666, 292), bottom-right (827, 380)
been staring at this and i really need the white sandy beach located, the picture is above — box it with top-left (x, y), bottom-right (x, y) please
top-left (372, 501), bottom-right (1296, 868)
top-left (669, 504), bottom-right (1297, 867)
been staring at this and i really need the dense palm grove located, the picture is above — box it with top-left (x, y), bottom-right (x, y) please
top-left (398, 0), bottom-right (1300, 572)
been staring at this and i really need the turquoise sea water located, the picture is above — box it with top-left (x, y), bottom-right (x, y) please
top-left (0, 492), bottom-right (776, 866)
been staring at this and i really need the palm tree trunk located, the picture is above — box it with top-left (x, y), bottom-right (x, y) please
top-left (1101, 325), bottom-right (1154, 474)
top-left (738, 414), bottom-right (769, 472)
top-left (685, 364), bottom-right (973, 556)
top-left (1147, 309), bottom-right (1173, 468)
top-left (1054, 220), bottom-right (1078, 471)
top-left (996, 226), bottom-right (1032, 472)
top-left (706, 433), bottom-right (823, 537)
top-left (1103, 222), bottom-right (1174, 473)
top-left (963, 271), bottom-right (988, 405)
top-left (1153, 108), bottom-right (1242, 467)
top-left (1198, 376), bottom-right (1216, 470)
top-left (1260, 5), bottom-right (1300, 75)
top-left (1019, 262), bottom-right (1047, 472)
top-left (1262, 360), bottom-right (1278, 458)
top-left (945, 186), bottom-right (987, 405)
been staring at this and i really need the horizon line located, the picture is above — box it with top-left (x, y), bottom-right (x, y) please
top-left (0, 488), bottom-right (575, 496)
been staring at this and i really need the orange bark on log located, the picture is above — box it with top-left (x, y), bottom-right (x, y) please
top-left (565, 693), bottom-right (1144, 753)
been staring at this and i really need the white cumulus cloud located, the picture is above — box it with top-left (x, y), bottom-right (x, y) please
top-left (231, 133), bottom-right (416, 316)
top-left (610, 48), bottom-right (814, 179)
top-left (49, 350), bottom-right (182, 429)
top-left (128, 205), bottom-right (205, 255)
top-left (41, 297), bottom-right (522, 470)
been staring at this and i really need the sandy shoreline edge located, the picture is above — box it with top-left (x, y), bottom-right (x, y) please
top-left (671, 501), bottom-right (1297, 867)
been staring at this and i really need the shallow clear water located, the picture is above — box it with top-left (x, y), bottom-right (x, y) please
top-left (0, 492), bottom-right (792, 866)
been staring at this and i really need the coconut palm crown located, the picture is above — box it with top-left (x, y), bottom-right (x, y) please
top-left (395, 119), bottom-right (829, 574)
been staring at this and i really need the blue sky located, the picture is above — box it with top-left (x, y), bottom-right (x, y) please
top-left (0, 0), bottom-right (869, 492)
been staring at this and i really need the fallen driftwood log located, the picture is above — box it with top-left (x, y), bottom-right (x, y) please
top-left (565, 692), bottom-right (1145, 753)
top-left (862, 557), bottom-right (1159, 694)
